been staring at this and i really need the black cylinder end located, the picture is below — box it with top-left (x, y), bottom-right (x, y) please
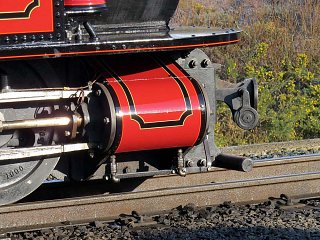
top-left (214, 153), bottom-right (254, 172)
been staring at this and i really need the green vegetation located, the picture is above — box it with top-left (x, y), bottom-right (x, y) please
top-left (174, 0), bottom-right (320, 146)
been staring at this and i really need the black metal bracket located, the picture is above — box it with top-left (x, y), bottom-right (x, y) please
top-left (216, 78), bottom-right (259, 130)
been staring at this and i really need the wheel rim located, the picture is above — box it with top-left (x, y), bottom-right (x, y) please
top-left (0, 60), bottom-right (61, 205)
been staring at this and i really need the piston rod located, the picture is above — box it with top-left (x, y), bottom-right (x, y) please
top-left (0, 116), bottom-right (80, 132)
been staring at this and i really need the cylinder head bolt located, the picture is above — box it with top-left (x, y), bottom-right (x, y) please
top-left (189, 59), bottom-right (198, 69)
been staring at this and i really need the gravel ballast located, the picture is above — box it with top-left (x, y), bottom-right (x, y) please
top-left (7, 198), bottom-right (320, 240)
top-left (6, 148), bottom-right (320, 239)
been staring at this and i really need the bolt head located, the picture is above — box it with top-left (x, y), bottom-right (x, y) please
top-left (201, 59), bottom-right (210, 68)
top-left (187, 161), bottom-right (194, 167)
top-left (89, 151), bottom-right (95, 158)
top-left (98, 144), bottom-right (104, 150)
top-left (95, 89), bottom-right (102, 96)
top-left (198, 159), bottom-right (206, 167)
top-left (104, 117), bottom-right (110, 124)
top-left (189, 60), bottom-right (198, 69)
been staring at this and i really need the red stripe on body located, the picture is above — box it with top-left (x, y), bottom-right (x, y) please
top-left (64, 0), bottom-right (106, 6)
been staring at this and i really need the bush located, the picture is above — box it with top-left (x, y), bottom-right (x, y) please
top-left (174, 0), bottom-right (320, 146)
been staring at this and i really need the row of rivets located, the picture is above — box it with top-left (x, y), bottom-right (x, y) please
top-left (3, 33), bottom-right (61, 44)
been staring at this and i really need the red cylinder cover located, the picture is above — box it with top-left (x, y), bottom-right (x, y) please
top-left (100, 54), bottom-right (208, 154)
top-left (65, 0), bottom-right (106, 6)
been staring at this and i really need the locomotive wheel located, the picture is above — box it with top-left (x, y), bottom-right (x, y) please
top-left (0, 60), bottom-right (61, 206)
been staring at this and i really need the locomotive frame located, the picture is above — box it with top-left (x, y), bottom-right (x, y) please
top-left (0, 0), bottom-right (259, 206)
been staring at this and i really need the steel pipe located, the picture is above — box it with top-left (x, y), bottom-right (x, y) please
top-left (0, 117), bottom-right (75, 132)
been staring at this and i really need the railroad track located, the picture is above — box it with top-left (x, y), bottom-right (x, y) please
top-left (0, 152), bottom-right (320, 233)
top-left (221, 138), bottom-right (320, 156)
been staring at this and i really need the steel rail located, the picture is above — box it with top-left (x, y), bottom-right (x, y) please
top-left (124, 154), bottom-right (320, 192)
top-left (221, 138), bottom-right (320, 156)
top-left (0, 154), bottom-right (320, 232)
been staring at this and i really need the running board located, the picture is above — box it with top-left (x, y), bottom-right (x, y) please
top-left (0, 27), bottom-right (240, 61)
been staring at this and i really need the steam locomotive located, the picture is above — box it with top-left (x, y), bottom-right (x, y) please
top-left (0, 0), bottom-right (258, 205)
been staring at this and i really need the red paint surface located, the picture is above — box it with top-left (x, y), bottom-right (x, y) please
top-left (0, 0), bottom-right (33, 12)
top-left (64, 0), bottom-right (106, 6)
top-left (0, 0), bottom-right (53, 35)
top-left (103, 55), bottom-right (204, 153)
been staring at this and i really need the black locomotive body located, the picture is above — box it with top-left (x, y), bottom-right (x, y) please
top-left (0, 0), bottom-right (258, 205)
